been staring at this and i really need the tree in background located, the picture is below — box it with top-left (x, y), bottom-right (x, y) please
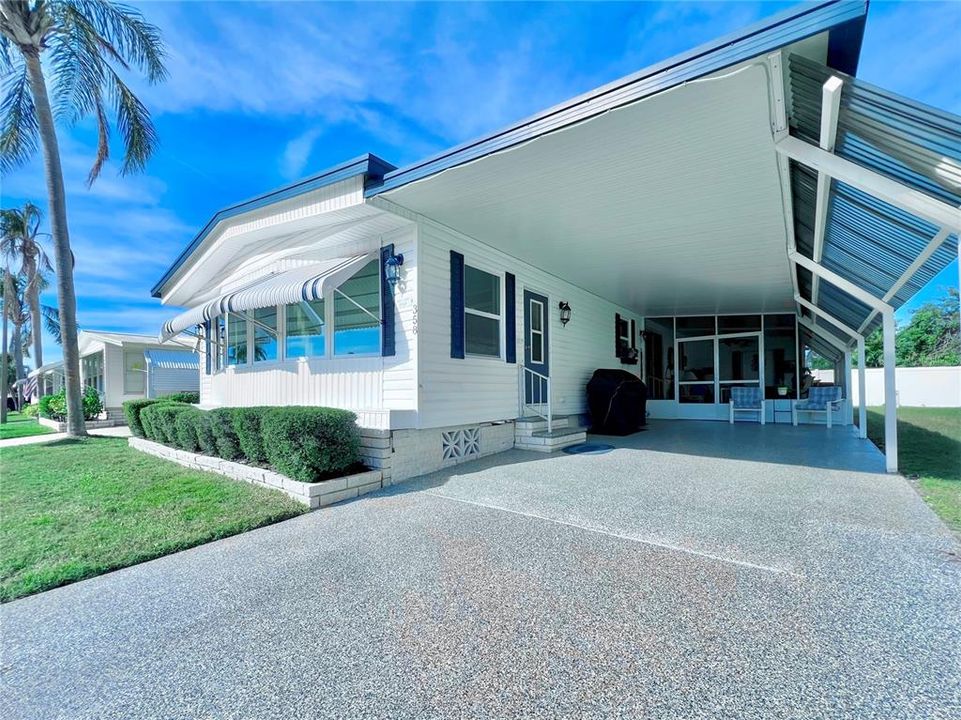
top-left (861, 287), bottom-right (959, 367)
top-left (0, 1), bottom-right (167, 436)
top-left (0, 268), bottom-right (29, 405)
top-left (1, 201), bottom-right (51, 369)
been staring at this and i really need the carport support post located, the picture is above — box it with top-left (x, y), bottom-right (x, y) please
top-left (882, 310), bottom-right (898, 473)
top-left (857, 335), bottom-right (866, 439)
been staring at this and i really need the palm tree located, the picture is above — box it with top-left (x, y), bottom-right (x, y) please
top-left (0, 268), bottom-right (29, 407)
top-left (1, 262), bottom-right (10, 421)
top-left (0, 1), bottom-right (166, 436)
top-left (1, 201), bottom-right (51, 369)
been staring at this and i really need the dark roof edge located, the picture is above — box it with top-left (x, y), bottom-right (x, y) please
top-left (151, 153), bottom-right (396, 298)
top-left (366, 0), bottom-right (868, 197)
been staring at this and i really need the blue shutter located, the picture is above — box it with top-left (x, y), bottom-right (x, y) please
top-left (380, 244), bottom-right (396, 357)
top-left (203, 320), bottom-right (211, 374)
top-left (505, 272), bottom-right (516, 363)
top-left (450, 251), bottom-right (465, 359)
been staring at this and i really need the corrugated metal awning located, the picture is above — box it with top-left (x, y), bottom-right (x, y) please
top-left (787, 54), bottom-right (960, 337)
top-left (144, 350), bottom-right (199, 370)
top-left (159, 253), bottom-right (373, 341)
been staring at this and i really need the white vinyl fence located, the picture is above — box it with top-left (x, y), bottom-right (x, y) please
top-left (812, 366), bottom-right (960, 407)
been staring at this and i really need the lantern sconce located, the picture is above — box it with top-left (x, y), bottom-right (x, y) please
top-left (384, 251), bottom-right (405, 288)
top-left (558, 301), bottom-right (572, 326)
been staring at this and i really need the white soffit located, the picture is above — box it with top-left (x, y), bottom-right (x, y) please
top-left (384, 63), bottom-right (793, 316)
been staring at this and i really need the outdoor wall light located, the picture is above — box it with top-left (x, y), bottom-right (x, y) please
top-left (558, 301), bottom-right (572, 326)
top-left (384, 252), bottom-right (405, 288)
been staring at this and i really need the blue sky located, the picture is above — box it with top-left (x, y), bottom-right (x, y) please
top-left (3, 1), bottom-right (959, 365)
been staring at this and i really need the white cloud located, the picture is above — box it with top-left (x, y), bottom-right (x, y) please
top-left (280, 128), bottom-right (324, 180)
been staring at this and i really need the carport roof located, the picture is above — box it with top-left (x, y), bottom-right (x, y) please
top-left (787, 54), bottom-right (960, 336)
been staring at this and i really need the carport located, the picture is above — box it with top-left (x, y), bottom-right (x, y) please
top-left (370, 0), bottom-right (961, 472)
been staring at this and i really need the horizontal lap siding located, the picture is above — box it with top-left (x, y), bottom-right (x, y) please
top-left (417, 221), bottom-right (642, 429)
top-left (210, 358), bottom-right (383, 409)
top-left (382, 228), bottom-right (418, 411)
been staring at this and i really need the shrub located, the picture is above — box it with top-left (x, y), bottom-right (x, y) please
top-left (38, 394), bottom-right (56, 419)
top-left (210, 408), bottom-right (243, 460)
top-left (42, 391), bottom-right (66, 421)
top-left (192, 411), bottom-right (217, 455)
top-left (174, 409), bottom-right (203, 452)
top-left (231, 407), bottom-right (272, 465)
top-left (160, 391), bottom-right (200, 404)
top-left (82, 386), bottom-right (103, 420)
top-left (21, 403), bottom-right (40, 418)
top-left (140, 402), bottom-right (190, 444)
top-left (40, 387), bottom-right (103, 422)
top-left (262, 407), bottom-right (360, 482)
top-left (123, 398), bottom-right (161, 437)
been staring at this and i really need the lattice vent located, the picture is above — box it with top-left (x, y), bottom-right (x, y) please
top-left (442, 428), bottom-right (481, 461)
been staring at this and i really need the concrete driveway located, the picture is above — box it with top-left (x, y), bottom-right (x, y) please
top-left (2, 421), bottom-right (959, 719)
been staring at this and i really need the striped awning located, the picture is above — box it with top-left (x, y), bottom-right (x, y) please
top-left (160, 253), bottom-right (374, 341)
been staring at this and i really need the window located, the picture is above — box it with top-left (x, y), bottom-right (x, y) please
top-left (252, 306), bottom-right (278, 363)
top-left (213, 316), bottom-right (225, 371)
top-left (226, 312), bottom-right (247, 365)
top-left (465, 265), bottom-right (501, 357)
top-left (286, 300), bottom-right (325, 358)
top-left (529, 299), bottom-right (544, 363)
top-left (123, 350), bottom-right (145, 393)
top-left (334, 259), bottom-right (381, 356)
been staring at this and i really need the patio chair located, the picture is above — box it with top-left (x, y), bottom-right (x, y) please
top-left (792, 386), bottom-right (843, 428)
top-left (729, 386), bottom-right (765, 425)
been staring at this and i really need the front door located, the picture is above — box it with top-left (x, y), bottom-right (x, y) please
top-left (523, 290), bottom-right (549, 404)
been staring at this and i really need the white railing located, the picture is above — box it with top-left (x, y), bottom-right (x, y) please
top-left (520, 366), bottom-right (552, 433)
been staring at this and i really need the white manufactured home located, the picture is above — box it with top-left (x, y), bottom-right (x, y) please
top-left (154, 0), bottom-right (960, 479)
top-left (30, 331), bottom-right (199, 421)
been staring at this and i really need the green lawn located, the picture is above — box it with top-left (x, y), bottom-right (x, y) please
top-left (0, 436), bottom-right (306, 602)
top-left (0, 411), bottom-right (55, 440)
top-left (865, 407), bottom-right (961, 533)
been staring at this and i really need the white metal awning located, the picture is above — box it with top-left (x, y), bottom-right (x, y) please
top-left (159, 253), bottom-right (374, 341)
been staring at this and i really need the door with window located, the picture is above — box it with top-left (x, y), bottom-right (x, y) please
top-left (523, 290), bottom-right (549, 404)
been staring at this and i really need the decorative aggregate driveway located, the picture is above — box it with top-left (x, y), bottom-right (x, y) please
top-left (2, 421), bottom-right (959, 719)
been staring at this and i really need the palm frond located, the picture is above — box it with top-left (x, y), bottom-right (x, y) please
top-left (41, 303), bottom-right (62, 345)
top-left (0, 62), bottom-right (39, 173)
top-left (106, 65), bottom-right (156, 176)
top-left (71, 0), bottom-right (167, 82)
top-left (47, 2), bottom-right (107, 123)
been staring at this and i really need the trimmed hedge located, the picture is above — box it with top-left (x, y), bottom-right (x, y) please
top-left (123, 398), bottom-right (161, 437)
top-left (210, 408), bottom-right (242, 460)
top-left (262, 407), bottom-right (359, 482)
top-left (174, 408), bottom-right (204, 452)
top-left (231, 407), bottom-right (271, 465)
top-left (140, 402), bottom-right (191, 444)
top-left (160, 391), bottom-right (200, 404)
top-left (21, 403), bottom-right (39, 418)
top-left (192, 411), bottom-right (217, 455)
top-left (133, 404), bottom-right (363, 485)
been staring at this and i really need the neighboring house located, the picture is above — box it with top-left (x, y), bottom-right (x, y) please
top-left (29, 331), bottom-right (199, 421)
top-left (152, 1), bottom-right (960, 476)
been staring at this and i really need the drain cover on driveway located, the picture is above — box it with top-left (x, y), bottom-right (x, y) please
top-left (563, 443), bottom-right (615, 455)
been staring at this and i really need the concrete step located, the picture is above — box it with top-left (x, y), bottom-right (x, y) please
top-left (514, 415), bottom-right (570, 435)
top-left (514, 427), bottom-right (587, 453)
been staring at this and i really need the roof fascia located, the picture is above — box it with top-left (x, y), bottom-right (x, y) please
top-left (151, 153), bottom-right (395, 298)
top-left (366, 0), bottom-right (868, 197)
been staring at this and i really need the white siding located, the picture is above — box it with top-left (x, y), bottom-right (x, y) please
top-left (416, 219), bottom-right (642, 429)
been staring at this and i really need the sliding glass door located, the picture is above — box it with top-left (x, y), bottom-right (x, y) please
top-left (674, 331), bottom-right (763, 418)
